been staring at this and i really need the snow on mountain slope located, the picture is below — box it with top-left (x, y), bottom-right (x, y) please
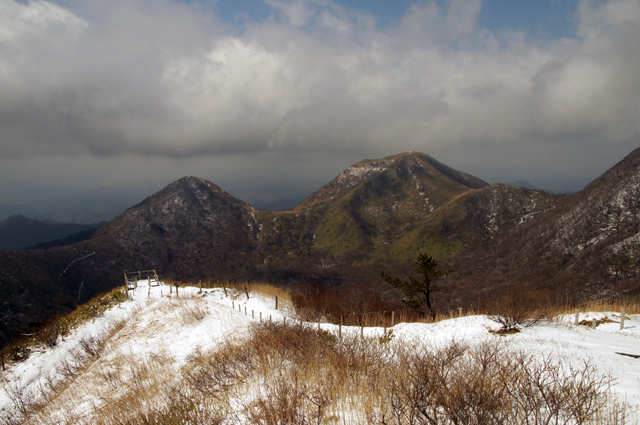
top-left (1, 281), bottom-right (639, 423)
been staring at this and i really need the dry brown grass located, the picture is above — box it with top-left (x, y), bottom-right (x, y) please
top-left (244, 282), bottom-right (292, 303)
top-left (188, 322), bottom-right (630, 424)
top-left (4, 315), bottom-right (632, 424)
top-left (1, 316), bottom-right (127, 425)
top-left (0, 286), bottom-right (127, 374)
top-left (556, 299), bottom-right (640, 315)
top-left (58, 286), bottom-right (128, 331)
top-left (3, 281), bottom-right (637, 425)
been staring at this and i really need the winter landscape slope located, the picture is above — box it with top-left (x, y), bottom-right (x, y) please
top-left (1, 149), bottom-right (639, 348)
top-left (452, 147), bottom-right (640, 299)
top-left (0, 281), bottom-right (638, 424)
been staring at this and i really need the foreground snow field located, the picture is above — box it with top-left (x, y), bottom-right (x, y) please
top-left (1, 281), bottom-right (639, 423)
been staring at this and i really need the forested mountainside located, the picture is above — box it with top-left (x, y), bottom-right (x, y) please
top-left (2, 149), bottom-right (639, 347)
top-left (450, 147), bottom-right (640, 303)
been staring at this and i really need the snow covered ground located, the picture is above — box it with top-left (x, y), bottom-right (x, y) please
top-left (1, 281), bottom-right (639, 423)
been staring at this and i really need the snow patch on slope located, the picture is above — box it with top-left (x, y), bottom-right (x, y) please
top-left (1, 282), bottom-right (639, 422)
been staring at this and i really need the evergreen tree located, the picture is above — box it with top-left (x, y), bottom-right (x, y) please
top-left (381, 253), bottom-right (452, 319)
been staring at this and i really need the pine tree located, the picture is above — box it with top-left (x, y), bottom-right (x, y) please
top-left (381, 253), bottom-right (452, 319)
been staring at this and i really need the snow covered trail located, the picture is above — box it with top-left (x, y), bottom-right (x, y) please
top-left (1, 280), bottom-right (639, 422)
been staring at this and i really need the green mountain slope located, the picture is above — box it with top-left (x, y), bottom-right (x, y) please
top-left (388, 184), bottom-right (562, 262)
top-left (290, 152), bottom-right (560, 264)
top-left (297, 152), bottom-right (490, 259)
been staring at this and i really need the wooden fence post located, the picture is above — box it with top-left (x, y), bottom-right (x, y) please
top-left (339, 315), bottom-right (343, 338)
top-left (245, 286), bottom-right (250, 299)
top-left (275, 296), bottom-right (278, 310)
top-left (575, 308), bottom-right (579, 326)
top-left (260, 312), bottom-right (262, 322)
top-left (284, 317), bottom-right (286, 324)
top-left (252, 310), bottom-right (255, 319)
top-left (621, 307), bottom-right (626, 330)
top-left (392, 311), bottom-right (395, 327)
top-left (361, 324), bottom-right (364, 338)
top-left (245, 307), bottom-right (247, 316)
top-left (232, 301), bottom-right (234, 309)
top-left (269, 315), bottom-right (272, 323)
top-left (458, 307), bottom-right (463, 317)
top-left (592, 318), bottom-right (597, 329)
top-left (223, 284), bottom-right (228, 297)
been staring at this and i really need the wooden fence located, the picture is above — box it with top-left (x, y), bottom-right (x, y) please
top-left (124, 270), bottom-right (159, 290)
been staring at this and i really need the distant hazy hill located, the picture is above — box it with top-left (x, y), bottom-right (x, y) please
top-left (0, 187), bottom-right (154, 224)
top-left (29, 187), bottom-right (150, 224)
top-left (0, 202), bottom-right (39, 221)
top-left (0, 216), bottom-right (101, 250)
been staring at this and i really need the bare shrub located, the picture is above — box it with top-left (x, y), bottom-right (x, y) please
top-left (3, 382), bottom-right (35, 421)
top-left (375, 338), bottom-right (625, 425)
top-left (114, 390), bottom-right (225, 425)
top-left (183, 343), bottom-right (248, 398)
top-left (245, 282), bottom-right (292, 302)
top-left (291, 279), bottom-right (397, 325)
top-left (562, 360), bottom-right (614, 424)
top-left (245, 375), bottom-right (309, 425)
top-left (79, 334), bottom-right (104, 359)
top-left (178, 298), bottom-right (209, 325)
top-left (0, 316), bottom-right (124, 425)
top-left (382, 339), bottom-right (468, 424)
top-left (441, 342), bottom-right (515, 424)
top-left (5, 312), bottom-right (628, 424)
top-left (488, 287), bottom-right (546, 331)
top-left (34, 319), bottom-right (62, 349)
top-left (7, 344), bottom-right (30, 363)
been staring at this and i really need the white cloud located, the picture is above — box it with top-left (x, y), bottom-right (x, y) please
top-left (0, 0), bottom-right (638, 182)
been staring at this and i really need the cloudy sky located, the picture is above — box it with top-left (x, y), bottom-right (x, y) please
top-left (0, 0), bottom-right (639, 205)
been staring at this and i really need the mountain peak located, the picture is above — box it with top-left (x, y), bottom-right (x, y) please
top-left (181, 176), bottom-right (232, 197)
top-left (124, 176), bottom-right (244, 215)
top-left (295, 151), bottom-right (487, 211)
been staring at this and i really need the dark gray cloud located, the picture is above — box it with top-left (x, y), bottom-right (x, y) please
top-left (0, 0), bottom-right (639, 197)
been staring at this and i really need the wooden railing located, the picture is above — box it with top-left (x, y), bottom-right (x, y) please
top-left (124, 270), bottom-right (159, 290)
